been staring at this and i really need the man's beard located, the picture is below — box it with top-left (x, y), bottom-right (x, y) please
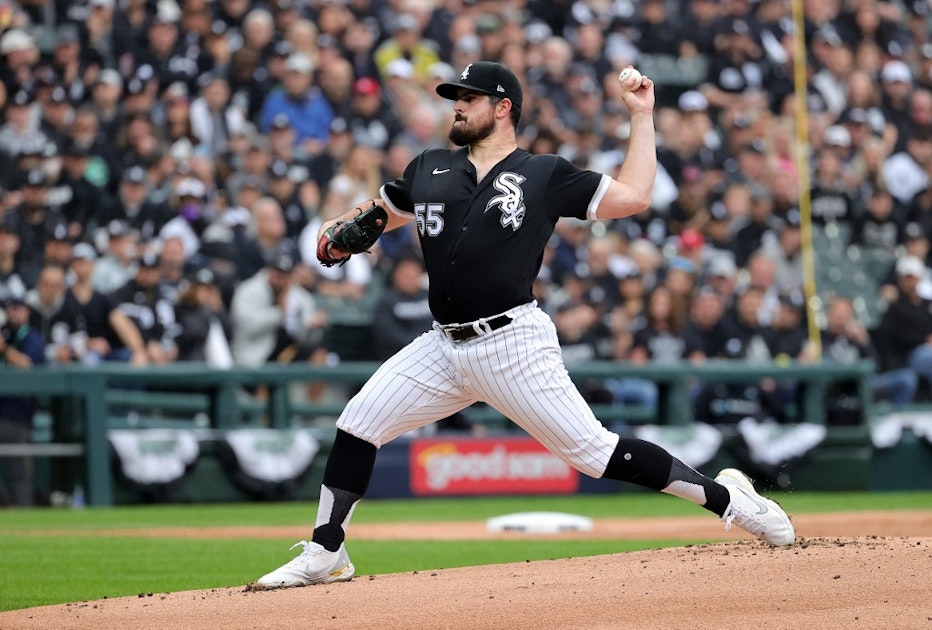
top-left (448, 114), bottom-right (496, 146)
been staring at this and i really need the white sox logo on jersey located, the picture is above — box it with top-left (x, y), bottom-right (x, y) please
top-left (485, 172), bottom-right (526, 231)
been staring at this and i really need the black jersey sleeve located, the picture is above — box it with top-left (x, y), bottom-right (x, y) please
top-left (382, 178), bottom-right (413, 214)
top-left (547, 156), bottom-right (611, 221)
top-left (380, 154), bottom-right (420, 215)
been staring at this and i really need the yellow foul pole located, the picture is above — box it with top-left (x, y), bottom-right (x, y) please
top-left (791, 0), bottom-right (821, 359)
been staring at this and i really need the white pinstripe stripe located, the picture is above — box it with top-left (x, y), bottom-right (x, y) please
top-left (337, 331), bottom-right (476, 446)
top-left (459, 308), bottom-right (618, 476)
top-left (337, 303), bottom-right (619, 477)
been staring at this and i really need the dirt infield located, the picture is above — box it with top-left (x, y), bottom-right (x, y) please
top-left (2, 511), bottom-right (931, 629)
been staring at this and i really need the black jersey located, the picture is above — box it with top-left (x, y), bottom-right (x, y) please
top-left (384, 148), bottom-right (609, 324)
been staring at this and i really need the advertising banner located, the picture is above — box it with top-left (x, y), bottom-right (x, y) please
top-left (410, 437), bottom-right (579, 496)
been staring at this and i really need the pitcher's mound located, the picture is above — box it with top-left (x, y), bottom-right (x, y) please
top-left (3, 536), bottom-right (929, 629)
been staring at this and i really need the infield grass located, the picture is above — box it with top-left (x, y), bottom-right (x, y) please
top-left (1, 491), bottom-right (930, 611)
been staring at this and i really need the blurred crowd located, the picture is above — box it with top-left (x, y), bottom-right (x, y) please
top-left (1, 0), bottom-right (932, 427)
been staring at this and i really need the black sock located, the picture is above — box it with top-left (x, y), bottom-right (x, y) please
top-left (665, 459), bottom-right (731, 517)
top-left (603, 438), bottom-right (730, 516)
top-left (603, 437), bottom-right (674, 489)
top-left (322, 429), bottom-right (377, 495)
top-left (313, 485), bottom-right (363, 552)
top-left (311, 430), bottom-right (377, 552)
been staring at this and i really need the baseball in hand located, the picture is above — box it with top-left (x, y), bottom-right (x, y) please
top-left (618, 67), bottom-right (643, 91)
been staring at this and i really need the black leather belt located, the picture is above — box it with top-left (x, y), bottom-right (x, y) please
top-left (441, 314), bottom-right (513, 342)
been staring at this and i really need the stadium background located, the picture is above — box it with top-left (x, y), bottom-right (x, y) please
top-left (0, 0), bottom-right (930, 506)
top-left (0, 1), bottom-right (931, 625)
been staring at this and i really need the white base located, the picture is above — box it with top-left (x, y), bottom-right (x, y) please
top-left (485, 511), bottom-right (594, 534)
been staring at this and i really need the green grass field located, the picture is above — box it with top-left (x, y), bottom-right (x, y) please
top-left (1, 491), bottom-right (930, 612)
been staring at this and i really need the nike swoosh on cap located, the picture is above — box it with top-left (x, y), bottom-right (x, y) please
top-left (432, 168), bottom-right (451, 175)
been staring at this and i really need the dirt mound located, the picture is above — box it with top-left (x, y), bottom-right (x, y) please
top-left (3, 536), bottom-right (930, 629)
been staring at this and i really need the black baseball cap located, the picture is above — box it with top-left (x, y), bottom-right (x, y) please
top-left (24, 169), bottom-right (48, 187)
top-left (123, 165), bottom-right (147, 184)
top-left (0, 215), bottom-right (16, 233)
top-left (125, 77), bottom-right (145, 96)
top-left (107, 219), bottom-right (131, 238)
top-left (270, 113), bottom-right (291, 130)
top-left (138, 251), bottom-right (159, 268)
top-left (63, 138), bottom-right (90, 158)
top-left (191, 267), bottom-right (215, 285)
top-left (4, 293), bottom-right (27, 308)
top-left (268, 159), bottom-right (290, 179)
top-left (436, 62), bottom-right (522, 111)
top-left (46, 218), bottom-right (71, 242)
top-left (267, 247), bottom-right (296, 273)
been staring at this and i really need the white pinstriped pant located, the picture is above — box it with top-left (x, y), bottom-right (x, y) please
top-left (336, 302), bottom-right (620, 478)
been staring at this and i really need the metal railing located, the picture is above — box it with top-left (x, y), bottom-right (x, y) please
top-left (0, 359), bottom-right (875, 506)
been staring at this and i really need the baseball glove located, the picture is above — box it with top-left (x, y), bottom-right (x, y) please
top-left (316, 201), bottom-right (389, 267)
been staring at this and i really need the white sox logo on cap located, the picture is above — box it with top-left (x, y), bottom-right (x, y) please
top-left (436, 62), bottom-right (523, 111)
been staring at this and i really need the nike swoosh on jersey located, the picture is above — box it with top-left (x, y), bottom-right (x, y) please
top-left (432, 168), bottom-right (451, 175)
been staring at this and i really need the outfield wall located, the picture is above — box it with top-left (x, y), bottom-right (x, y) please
top-left (0, 361), bottom-right (930, 505)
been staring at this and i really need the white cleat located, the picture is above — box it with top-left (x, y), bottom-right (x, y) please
top-left (257, 541), bottom-right (355, 589)
top-left (716, 468), bottom-right (796, 546)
